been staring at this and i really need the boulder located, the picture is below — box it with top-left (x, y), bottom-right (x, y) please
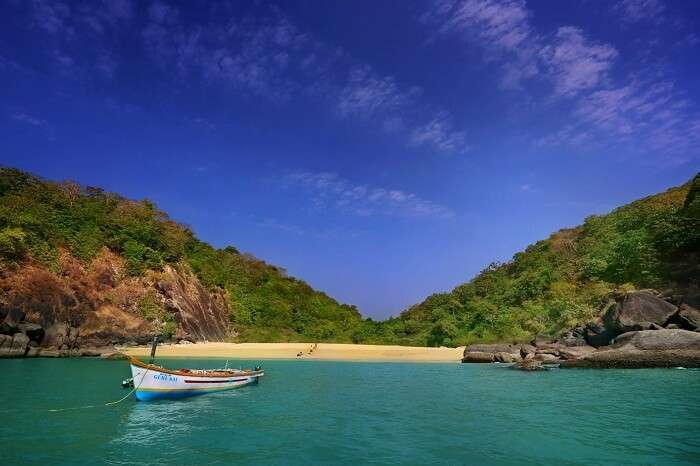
top-left (39, 348), bottom-right (61, 357)
top-left (670, 304), bottom-right (700, 331)
top-left (461, 351), bottom-right (495, 363)
top-left (665, 323), bottom-right (680, 329)
top-left (100, 351), bottom-right (127, 360)
top-left (536, 348), bottom-right (560, 356)
top-left (584, 319), bottom-right (616, 347)
top-left (512, 359), bottom-right (547, 371)
top-left (11, 332), bottom-right (29, 351)
top-left (558, 346), bottom-right (597, 360)
top-left (534, 353), bottom-right (558, 362)
top-left (561, 349), bottom-right (700, 369)
top-left (611, 329), bottom-right (700, 351)
top-left (531, 335), bottom-right (554, 347)
top-left (466, 343), bottom-right (521, 354)
top-left (560, 328), bottom-right (588, 347)
top-left (494, 352), bottom-right (516, 363)
top-left (19, 323), bottom-right (45, 344)
top-left (520, 346), bottom-right (535, 360)
top-left (603, 291), bottom-right (678, 335)
top-left (562, 330), bottom-right (700, 368)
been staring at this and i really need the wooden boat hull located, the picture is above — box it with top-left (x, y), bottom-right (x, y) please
top-left (129, 358), bottom-right (263, 401)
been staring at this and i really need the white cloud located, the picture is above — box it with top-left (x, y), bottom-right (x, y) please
top-left (613, 0), bottom-right (665, 24)
top-left (285, 171), bottom-right (455, 219)
top-left (410, 111), bottom-right (469, 153)
top-left (11, 112), bottom-right (48, 127)
top-left (337, 66), bottom-right (416, 118)
top-left (540, 27), bottom-right (618, 96)
top-left (424, 0), bottom-right (700, 161)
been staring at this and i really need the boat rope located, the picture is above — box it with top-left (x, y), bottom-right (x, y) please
top-left (48, 366), bottom-right (150, 413)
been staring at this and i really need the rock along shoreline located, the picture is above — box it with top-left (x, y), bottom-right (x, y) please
top-left (461, 290), bottom-right (700, 370)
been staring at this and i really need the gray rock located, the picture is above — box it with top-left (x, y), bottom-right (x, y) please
top-left (603, 291), bottom-right (678, 335)
top-left (11, 333), bottom-right (29, 351)
top-left (39, 348), bottom-right (61, 357)
top-left (494, 352), bottom-right (516, 363)
top-left (19, 323), bottom-right (45, 344)
top-left (512, 359), bottom-right (547, 371)
top-left (531, 335), bottom-right (554, 347)
top-left (584, 319), bottom-right (616, 347)
top-left (665, 323), bottom-right (680, 329)
top-left (611, 329), bottom-right (700, 351)
top-left (562, 330), bottom-right (700, 368)
top-left (558, 346), bottom-right (597, 360)
top-left (561, 349), bottom-right (700, 369)
top-left (560, 328), bottom-right (588, 347)
top-left (461, 352), bottom-right (495, 363)
top-left (534, 353), bottom-right (558, 362)
top-left (671, 304), bottom-right (700, 331)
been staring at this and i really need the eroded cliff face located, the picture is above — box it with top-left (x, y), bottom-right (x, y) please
top-left (0, 247), bottom-right (233, 356)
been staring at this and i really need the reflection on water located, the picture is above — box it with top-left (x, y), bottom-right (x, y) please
top-left (107, 389), bottom-right (250, 465)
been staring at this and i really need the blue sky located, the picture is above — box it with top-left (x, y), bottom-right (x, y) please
top-left (1, 0), bottom-right (699, 318)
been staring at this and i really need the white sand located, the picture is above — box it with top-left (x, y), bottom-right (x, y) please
top-left (123, 342), bottom-right (464, 362)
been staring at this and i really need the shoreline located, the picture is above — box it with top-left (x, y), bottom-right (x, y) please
top-left (122, 342), bottom-right (465, 363)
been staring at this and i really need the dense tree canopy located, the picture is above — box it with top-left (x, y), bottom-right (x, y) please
top-left (0, 167), bottom-right (697, 346)
top-left (0, 168), bottom-right (363, 342)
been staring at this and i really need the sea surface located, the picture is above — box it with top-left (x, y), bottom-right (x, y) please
top-left (1, 358), bottom-right (699, 465)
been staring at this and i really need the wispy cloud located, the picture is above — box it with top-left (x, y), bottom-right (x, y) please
top-left (422, 0), bottom-right (700, 161)
top-left (19, 0), bottom-right (471, 155)
top-left (10, 111), bottom-right (54, 140)
top-left (11, 112), bottom-right (48, 127)
top-left (337, 65), bottom-right (418, 118)
top-left (285, 171), bottom-right (455, 219)
top-left (613, 0), bottom-right (665, 24)
top-left (539, 27), bottom-right (618, 96)
top-left (533, 124), bottom-right (593, 149)
top-left (423, 0), bottom-right (539, 89)
top-left (411, 111), bottom-right (469, 153)
top-left (575, 79), bottom-right (700, 155)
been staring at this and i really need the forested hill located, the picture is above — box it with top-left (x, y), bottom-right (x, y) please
top-left (1, 167), bottom-right (698, 348)
top-left (369, 173), bottom-right (700, 347)
top-left (0, 167), bottom-right (363, 343)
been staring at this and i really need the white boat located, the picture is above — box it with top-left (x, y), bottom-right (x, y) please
top-left (129, 356), bottom-right (264, 401)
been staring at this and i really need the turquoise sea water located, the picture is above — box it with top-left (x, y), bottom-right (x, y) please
top-left (1, 358), bottom-right (699, 465)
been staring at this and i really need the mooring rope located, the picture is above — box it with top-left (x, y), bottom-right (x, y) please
top-left (48, 366), bottom-right (150, 413)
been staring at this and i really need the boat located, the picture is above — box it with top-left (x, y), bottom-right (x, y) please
top-left (128, 356), bottom-right (264, 401)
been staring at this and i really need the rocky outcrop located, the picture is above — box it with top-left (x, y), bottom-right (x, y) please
top-left (461, 351), bottom-right (496, 363)
top-left (562, 330), bottom-right (700, 368)
top-left (512, 359), bottom-right (547, 371)
top-left (461, 343), bottom-right (535, 363)
top-left (579, 291), bottom-right (694, 348)
top-left (603, 291), bottom-right (678, 335)
top-left (0, 248), bottom-right (234, 357)
top-left (155, 266), bottom-right (230, 342)
top-left (558, 346), bottom-right (597, 360)
top-left (611, 328), bottom-right (700, 351)
top-left (667, 304), bottom-right (700, 331)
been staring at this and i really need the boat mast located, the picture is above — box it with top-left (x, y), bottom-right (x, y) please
top-left (149, 336), bottom-right (159, 364)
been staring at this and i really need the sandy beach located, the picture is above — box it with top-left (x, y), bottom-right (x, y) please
top-left (123, 342), bottom-right (465, 362)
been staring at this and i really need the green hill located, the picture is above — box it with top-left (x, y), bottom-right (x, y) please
top-left (370, 173), bottom-right (700, 347)
top-left (1, 167), bottom-right (697, 347)
top-left (0, 167), bottom-right (363, 343)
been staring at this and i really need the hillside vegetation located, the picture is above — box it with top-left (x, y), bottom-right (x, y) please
top-left (0, 168), bottom-right (363, 342)
top-left (364, 173), bottom-right (699, 347)
top-left (0, 167), bottom-right (697, 347)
